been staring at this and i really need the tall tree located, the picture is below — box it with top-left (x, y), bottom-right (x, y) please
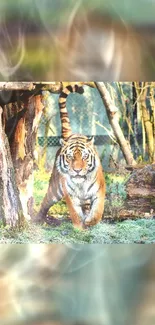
top-left (134, 82), bottom-right (155, 162)
top-left (0, 82), bottom-right (62, 228)
top-left (8, 94), bottom-right (44, 222)
top-left (95, 82), bottom-right (136, 166)
top-left (0, 107), bottom-right (24, 228)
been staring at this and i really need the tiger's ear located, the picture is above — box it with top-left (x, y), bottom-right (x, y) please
top-left (87, 136), bottom-right (94, 145)
top-left (60, 138), bottom-right (67, 146)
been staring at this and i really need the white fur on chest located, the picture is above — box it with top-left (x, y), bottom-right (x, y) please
top-left (65, 174), bottom-right (98, 200)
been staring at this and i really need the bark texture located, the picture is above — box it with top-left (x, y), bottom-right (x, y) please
top-left (8, 94), bottom-right (44, 221)
top-left (0, 107), bottom-right (24, 227)
top-left (119, 164), bottom-right (155, 218)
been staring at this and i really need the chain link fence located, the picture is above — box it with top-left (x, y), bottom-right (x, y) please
top-left (37, 84), bottom-right (133, 171)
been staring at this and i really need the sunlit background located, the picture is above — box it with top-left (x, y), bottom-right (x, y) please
top-left (0, 0), bottom-right (155, 80)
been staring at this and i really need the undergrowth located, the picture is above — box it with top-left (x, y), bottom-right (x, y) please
top-left (0, 218), bottom-right (155, 244)
top-left (33, 168), bottom-right (129, 218)
top-left (0, 168), bottom-right (154, 244)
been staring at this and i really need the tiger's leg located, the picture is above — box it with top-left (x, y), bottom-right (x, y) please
top-left (34, 174), bottom-right (63, 223)
top-left (84, 189), bottom-right (105, 226)
top-left (64, 195), bottom-right (85, 230)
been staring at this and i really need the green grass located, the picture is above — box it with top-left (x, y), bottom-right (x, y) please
top-left (0, 168), bottom-right (155, 244)
top-left (0, 218), bottom-right (155, 244)
top-left (33, 169), bottom-right (69, 215)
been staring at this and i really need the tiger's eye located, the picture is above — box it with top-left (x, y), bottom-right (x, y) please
top-left (66, 154), bottom-right (72, 160)
top-left (83, 153), bottom-right (88, 160)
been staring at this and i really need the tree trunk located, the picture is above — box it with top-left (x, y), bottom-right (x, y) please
top-left (119, 164), bottom-right (155, 219)
top-left (0, 83), bottom-right (63, 227)
top-left (134, 82), bottom-right (154, 162)
top-left (0, 81), bottom-right (62, 92)
top-left (141, 82), bottom-right (154, 162)
top-left (0, 107), bottom-right (24, 228)
top-left (95, 82), bottom-right (136, 165)
top-left (150, 85), bottom-right (155, 163)
top-left (7, 94), bottom-right (44, 221)
top-left (0, 82), bottom-right (64, 227)
top-left (132, 82), bottom-right (142, 159)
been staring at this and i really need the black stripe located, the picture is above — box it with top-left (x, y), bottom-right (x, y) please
top-left (74, 84), bottom-right (79, 92)
top-left (90, 155), bottom-right (93, 165)
top-left (60, 156), bottom-right (67, 173)
top-left (72, 84), bottom-right (84, 94)
top-left (60, 112), bottom-right (68, 118)
top-left (62, 155), bottom-right (68, 169)
top-left (78, 86), bottom-right (84, 94)
top-left (89, 157), bottom-right (95, 172)
top-left (59, 102), bottom-right (66, 108)
top-left (69, 144), bottom-right (85, 150)
top-left (91, 197), bottom-right (97, 206)
top-left (66, 85), bottom-right (73, 92)
top-left (67, 183), bottom-right (75, 192)
top-left (87, 178), bottom-right (97, 192)
top-left (60, 92), bottom-right (68, 99)
top-left (93, 155), bottom-right (95, 166)
top-left (69, 143), bottom-right (77, 149)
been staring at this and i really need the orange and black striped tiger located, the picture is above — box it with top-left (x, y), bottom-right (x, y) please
top-left (36, 84), bottom-right (105, 229)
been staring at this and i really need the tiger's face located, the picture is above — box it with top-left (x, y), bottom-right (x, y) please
top-left (57, 135), bottom-right (98, 183)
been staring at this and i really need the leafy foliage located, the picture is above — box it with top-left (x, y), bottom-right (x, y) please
top-left (104, 173), bottom-right (128, 218)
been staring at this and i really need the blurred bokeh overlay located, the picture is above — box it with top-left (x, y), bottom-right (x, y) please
top-left (0, 244), bottom-right (155, 325)
top-left (0, 0), bottom-right (155, 80)
top-left (1, 2), bottom-right (155, 325)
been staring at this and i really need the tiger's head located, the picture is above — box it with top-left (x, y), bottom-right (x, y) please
top-left (57, 135), bottom-right (99, 183)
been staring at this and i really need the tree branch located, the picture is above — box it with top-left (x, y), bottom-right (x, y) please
top-left (95, 82), bottom-right (137, 166)
top-left (0, 82), bottom-right (62, 93)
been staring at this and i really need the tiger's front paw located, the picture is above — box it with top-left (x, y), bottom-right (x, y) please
top-left (84, 215), bottom-right (101, 226)
top-left (73, 222), bottom-right (86, 231)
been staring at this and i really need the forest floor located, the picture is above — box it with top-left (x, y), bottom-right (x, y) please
top-left (0, 217), bottom-right (155, 244)
top-left (0, 169), bottom-right (155, 244)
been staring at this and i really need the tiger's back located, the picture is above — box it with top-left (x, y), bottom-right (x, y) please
top-left (36, 84), bottom-right (105, 229)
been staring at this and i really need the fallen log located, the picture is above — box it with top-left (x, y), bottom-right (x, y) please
top-left (119, 164), bottom-right (155, 219)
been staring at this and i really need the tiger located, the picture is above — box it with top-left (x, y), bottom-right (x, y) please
top-left (35, 84), bottom-right (105, 229)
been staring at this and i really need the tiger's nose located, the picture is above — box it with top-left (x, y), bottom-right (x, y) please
top-left (73, 168), bottom-right (82, 173)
